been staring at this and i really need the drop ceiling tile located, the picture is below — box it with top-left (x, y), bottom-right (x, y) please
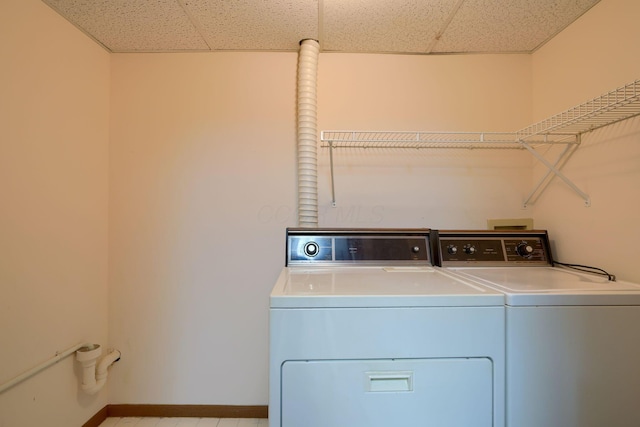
top-left (40, 0), bottom-right (602, 54)
top-left (432, 0), bottom-right (601, 53)
top-left (184, 0), bottom-right (318, 51)
top-left (43, 0), bottom-right (209, 52)
top-left (323, 0), bottom-right (459, 53)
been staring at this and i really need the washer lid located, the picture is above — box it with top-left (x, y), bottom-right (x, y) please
top-left (448, 267), bottom-right (640, 306)
top-left (270, 266), bottom-right (504, 308)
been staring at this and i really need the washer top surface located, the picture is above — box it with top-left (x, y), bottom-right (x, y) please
top-left (449, 267), bottom-right (640, 306)
top-left (271, 266), bottom-right (504, 308)
top-left (437, 230), bottom-right (640, 306)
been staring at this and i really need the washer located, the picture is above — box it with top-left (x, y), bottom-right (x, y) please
top-left (437, 230), bottom-right (640, 427)
top-left (269, 228), bottom-right (506, 427)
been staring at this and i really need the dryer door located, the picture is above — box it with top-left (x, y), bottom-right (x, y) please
top-left (281, 358), bottom-right (493, 427)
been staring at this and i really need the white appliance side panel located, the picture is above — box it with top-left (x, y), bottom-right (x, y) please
top-left (281, 358), bottom-right (493, 427)
top-left (506, 306), bottom-right (640, 427)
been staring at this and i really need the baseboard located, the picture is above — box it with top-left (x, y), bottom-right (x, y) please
top-left (83, 404), bottom-right (268, 425)
top-left (82, 406), bottom-right (109, 427)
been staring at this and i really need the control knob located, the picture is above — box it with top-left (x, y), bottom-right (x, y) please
top-left (446, 245), bottom-right (458, 255)
top-left (463, 244), bottom-right (476, 255)
top-left (516, 242), bottom-right (534, 258)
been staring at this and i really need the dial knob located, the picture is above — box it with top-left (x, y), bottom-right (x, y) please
top-left (447, 245), bottom-right (458, 255)
top-left (304, 242), bottom-right (319, 257)
top-left (463, 244), bottom-right (476, 255)
top-left (516, 242), bottom-right (534, 258)
top-left (412, 246), bottom-right (421, 254)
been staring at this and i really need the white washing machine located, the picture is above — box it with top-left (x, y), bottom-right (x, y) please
top-left (269, 228), bottom-right (506, 427)
top-left (437, 230), bottom-right (640, 427)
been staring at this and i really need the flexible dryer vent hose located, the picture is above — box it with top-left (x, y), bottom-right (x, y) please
top-left (297, 39), bottom-right (320, 228)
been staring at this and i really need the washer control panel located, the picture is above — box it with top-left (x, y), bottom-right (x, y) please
top-left (438, 230), bottom-right (552, 266)
top-left (287, 228), bottom-right (432, 266)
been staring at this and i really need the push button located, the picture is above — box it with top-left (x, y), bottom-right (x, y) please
top-left (304, 242), bottom-right (319, 257)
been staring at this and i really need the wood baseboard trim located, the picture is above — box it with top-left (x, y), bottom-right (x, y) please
top-left (84, 404), bottom-right (268, 425)
top-left (82, 406), bottom-right (109, 427)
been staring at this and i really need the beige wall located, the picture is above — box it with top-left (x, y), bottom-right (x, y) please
top-left (2, 0), bottom-right (638, 420)
top-left (108, 53), bottom-right (298, 404)
top-left (317, 53), bottom-right (533, 228)
top-left (531, 0), bottom-right (640, 282)
top-left (0, 0), bottom-right (110, 425)
top-left (108, 51), bottom-right (532, 405)
top-left (532, 0), bottom-right (640, 119)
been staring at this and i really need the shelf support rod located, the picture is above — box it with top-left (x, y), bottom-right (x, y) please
top-left (519, 138), bottom-right (590, 207)
top-left (329, 141), bottom-right (336, 207)
top-left (523, 142), bottom-right (576, 208)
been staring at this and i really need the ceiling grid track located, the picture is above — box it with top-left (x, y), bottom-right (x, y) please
top-left (317, 0), bottom-right (325, 51)
top-left (424, 0), bottom-right (466, 53)
top-left (176, 0), bottom-right (213, 50)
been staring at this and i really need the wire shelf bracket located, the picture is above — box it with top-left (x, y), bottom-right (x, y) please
top-left (320, 78), bottom-right (640, 207)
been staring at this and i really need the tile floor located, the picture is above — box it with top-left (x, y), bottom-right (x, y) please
top-left (99, 418), bottom-right (268, 427)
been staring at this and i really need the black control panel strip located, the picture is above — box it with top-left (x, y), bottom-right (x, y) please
top-left (286, 228), bottom-right (434, 266)
top-left (436, 230), bottom-right (553, 267)
top-left (285, 228), bottom-right (554, 267)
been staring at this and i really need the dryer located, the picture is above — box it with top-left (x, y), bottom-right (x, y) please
top-left (437, 230), bottom-right (640, 427)
top-left (269, 228), bottom-right (506, 427)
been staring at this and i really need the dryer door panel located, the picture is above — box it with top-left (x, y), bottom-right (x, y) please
top-left (281, 358), bottom-right (493, 427)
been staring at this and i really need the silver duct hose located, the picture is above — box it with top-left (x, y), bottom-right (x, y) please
top-left (297, 39), bottom-right (320, 228)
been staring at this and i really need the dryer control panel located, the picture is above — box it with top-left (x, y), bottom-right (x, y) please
top-left (286, 228), bottom-right (434, 266)
top-left (437, 230), bottom-right (552, 267)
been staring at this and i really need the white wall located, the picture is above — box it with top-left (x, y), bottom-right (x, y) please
top-left (0, 0), bottom-right (110, 425)
top-left (531, 0), bottom-right (640, 282)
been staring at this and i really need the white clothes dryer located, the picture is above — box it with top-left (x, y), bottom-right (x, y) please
top-left (269, 228), bottom-right (506, 427)
top-left (437, 230), bottom-right (640, 427)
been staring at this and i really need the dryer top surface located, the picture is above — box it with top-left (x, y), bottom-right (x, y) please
top-left (271, 266), bottom-right (504, 308)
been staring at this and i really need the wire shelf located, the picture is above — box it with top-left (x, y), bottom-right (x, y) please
top-left (518, 79), bottom-right (640, 139)
top-left (320, 78), bottom-right (640, 207)
top-left (321, 131), bottom-right (578, 149)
